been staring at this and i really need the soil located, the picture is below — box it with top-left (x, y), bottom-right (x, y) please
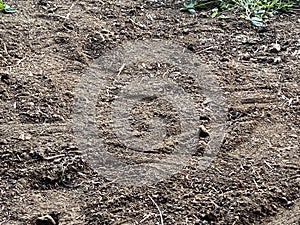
top-left (0, 0), bottom-right (299, 224)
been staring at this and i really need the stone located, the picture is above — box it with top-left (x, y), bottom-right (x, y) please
top-left (269, 43), bottom-right (281, 53)
top-left (35, 215), bottom-right (56, 225)
top-left (199, 125), bottom-right (209, 138)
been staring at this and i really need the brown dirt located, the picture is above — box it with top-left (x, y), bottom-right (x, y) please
top-left (0, 0), bottom-right (299, 224)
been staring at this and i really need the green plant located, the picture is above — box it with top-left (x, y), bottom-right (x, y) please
top-left (0, 0), bottom-right (16, 13)
top-left (181, 0), bottom-right (299, 26)
top-left (236, 0), bottom-right (296, 26)
top-left (180, 0), bottom-right (212, 14)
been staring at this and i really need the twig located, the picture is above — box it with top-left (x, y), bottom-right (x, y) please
top-left (129, 18), bottom-right (146, 29)
top-left (16, 56), bottom-right (26, 66)
top-left (3, 43), bottom-right (8, 55)
top-left (196, 46), bottom-right (218, 53)
top-left (148, 195), bottom-right (164, 225)
top-left (253, 179), bottom-right (259, 190)
top-left (43, 154), bottom-right (65, 161)
top-left (52, 1), bottom-right (78, 20)
top-left (139, 213), bottom-right (155, 223)
top-left (117, 63), bottom-right (126, 76)
top-left (264, 160), bottom-right (273, 169)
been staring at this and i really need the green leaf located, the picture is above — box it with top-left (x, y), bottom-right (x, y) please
top-left (3, 4), bottom-right (16, 13)
top-left (251, 16), bottom-right (264, 26)
top-left (195, 4), bottom-right (206, 9)
top-left (240, 13), bottom-right (247, 19)
top-left (218, 14), bottom-right (229, 18)
top-left (184, 0), bottom-right (197, 9)
top-left (180, 7), bottom-right (188, 11)
top-left (188, 8), bottom-right (197, 14)
top-left (211, 8), bottom-right (219, 17)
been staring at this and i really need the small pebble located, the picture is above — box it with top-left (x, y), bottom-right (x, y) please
top-left (199, 125), bottom-right (209, 138)
top-left (269, 43), bottom-right (281, 53)
top-left (36, 215), bottom-right (56, 225)
top-left (273, 56), bottom-right (281, 64)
